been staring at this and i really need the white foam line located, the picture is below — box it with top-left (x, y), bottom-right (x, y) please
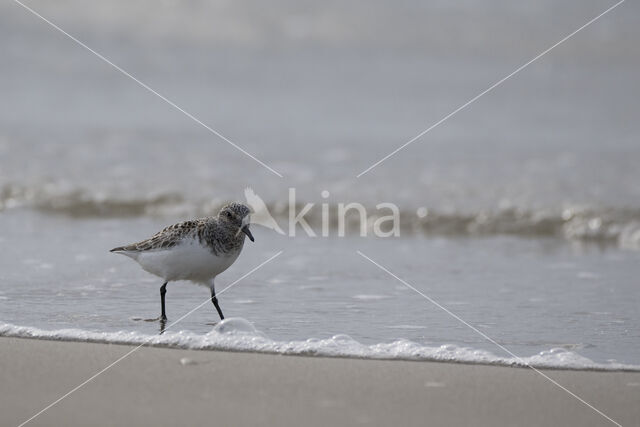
top-left (16, 250), bottom-right (283, 427)
top-left (357, 0), bottom-right (626, 177)
top-left (356, 250), bottom-right (622, 426)
top-left (3, 322), bottom-right (638, 371)
top-left (12, 0), bottom-right (283, 178)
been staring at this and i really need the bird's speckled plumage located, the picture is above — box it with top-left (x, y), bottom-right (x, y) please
top-left (110, 202), bottom-right (253, 283)
top-left (110, 202), bottom-right (253, 322)
top-left (111, 202), bottom-right (251, 256)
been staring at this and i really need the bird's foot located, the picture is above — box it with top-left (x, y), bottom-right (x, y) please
top-left (130, 316), bottom-right (167, 334)
top-left (159, 318), bottom-right (167, 335)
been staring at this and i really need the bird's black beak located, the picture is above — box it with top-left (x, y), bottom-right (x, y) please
top-left (242, 225), bottom-right (254, 242)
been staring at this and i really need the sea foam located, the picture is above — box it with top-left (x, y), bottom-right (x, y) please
top-left (1, 319), bottom-right (638, 371)
top-left (2, 182), bottom-right (640, 249)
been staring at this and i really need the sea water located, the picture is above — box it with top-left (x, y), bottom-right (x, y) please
top-left (0, 1), bottom-right (639, 369)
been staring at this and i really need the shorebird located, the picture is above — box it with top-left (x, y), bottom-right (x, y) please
top-left (110, 202), bottom-right (254, 323)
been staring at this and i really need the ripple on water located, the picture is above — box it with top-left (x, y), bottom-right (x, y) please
top-left (352, 294), bottom-right (389, 301)
top-left (212, 317), bottom-right (260, 335)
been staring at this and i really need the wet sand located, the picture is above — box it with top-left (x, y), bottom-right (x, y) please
top-left (1, 337), bottom-right (638, 427)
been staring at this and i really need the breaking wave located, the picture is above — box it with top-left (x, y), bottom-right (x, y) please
top-left (2, 182), bottom-right (640, 248)
top-left (1, 320), bottom-right (638, 371)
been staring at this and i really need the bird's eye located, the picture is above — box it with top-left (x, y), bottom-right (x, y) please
top-left (226, 212), bottom-right (232, 218)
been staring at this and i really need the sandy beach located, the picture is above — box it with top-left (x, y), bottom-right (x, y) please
top-left (2, 1), bottom-right (639, 427)
top-left (1, 337), bottom-right (638, 427)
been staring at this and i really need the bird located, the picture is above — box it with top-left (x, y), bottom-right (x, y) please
top-left (110, 202), bottom-right (254, 324)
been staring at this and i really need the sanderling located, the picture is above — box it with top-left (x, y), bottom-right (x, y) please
top-left (110, 202), bottom-right (254, 323)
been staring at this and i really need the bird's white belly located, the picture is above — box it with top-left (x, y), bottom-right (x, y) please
top-left (134, 241), bottom-right (239, 283)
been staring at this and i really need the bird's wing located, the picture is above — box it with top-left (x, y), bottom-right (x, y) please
top-left (110, 219), bottom-right (202, 253)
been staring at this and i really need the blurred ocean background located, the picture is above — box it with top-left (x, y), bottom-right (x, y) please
top-left (0, 0), bottom-right (638, 368)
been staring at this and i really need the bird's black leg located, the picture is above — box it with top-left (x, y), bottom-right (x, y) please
top-left (160, 282), bottom-right (168, 321)
top-left (211, 285), bottom-right (224, 320)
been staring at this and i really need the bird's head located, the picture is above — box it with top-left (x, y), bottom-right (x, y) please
top-left (219, 202), bottom-right (254, 242)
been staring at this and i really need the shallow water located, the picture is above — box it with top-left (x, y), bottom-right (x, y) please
top-left (0, 210), bottom-right (638, 368)
top-left (1, 1), bottom-right (639, 369)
